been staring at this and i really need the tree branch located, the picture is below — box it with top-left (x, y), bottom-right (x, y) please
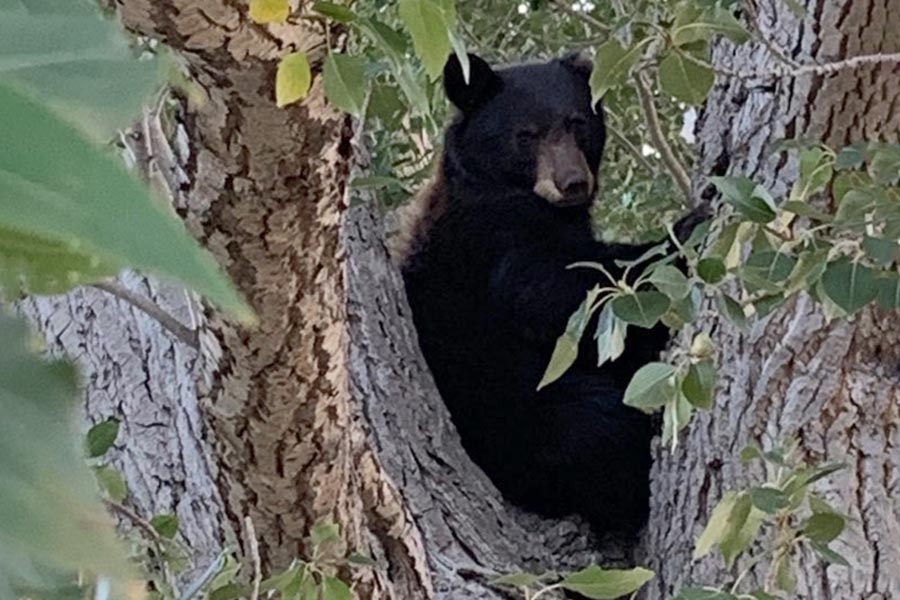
top-left (633, 70), bottom-right (693, 203)
top-left (607, 121), bottom-right (658, 176)
top-left (93, 281), bottom-right (199, 349)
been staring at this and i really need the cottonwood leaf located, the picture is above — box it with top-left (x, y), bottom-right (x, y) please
top-left (658, 52), bottom-right (714, 106)
top-left (150, 514), bottom-right (179, 540)
top-left (276, 52), bottom-right (312, 108)
top-left (682, 359), bottom-right (716, 409)
top-left (612, 291), bottom-right (670, 328)
top-left (323, 53), bottom-right (366, 116)
top-left (249, 0), bottom-right (290, 23)
top-left (804, 513), bottom-right (845, 543)
top-left (492, 572), bottom-right (541, 588)
top-left (595, 302), bottom-right (627, 368)
top-left (624, 362), bottom-right (676, 411)
top-left (86, 418), bottom-right (119, 458)
top-left (398, 0), bottom-right (452, 81)
top-left (560, 566), bottom-right (654, 599)
top-left (821, 258), bottom-right (878, 314)
top-left (648, 265), bottom-right (691, 299)
top-left (710, 176), bottom-right (776, 223)
top-left (694, 492), bottom-right (738, 559)
top-left (313, 1), bottom-right (356, 22)
top-left (589, 38), bottom-right (648, 104)
top-left (321, 576), bottom-right (352, 600)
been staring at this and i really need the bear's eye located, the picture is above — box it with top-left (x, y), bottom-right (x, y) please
top-left (516, 127), bottom-right (540, 145)
top-left (566, 114), bottom-right (588, 132)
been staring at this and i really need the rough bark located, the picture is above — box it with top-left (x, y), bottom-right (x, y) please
top-left (642, 1), bottom-right (900, 598)
top-left (23, 2), bottom-right (618, 598)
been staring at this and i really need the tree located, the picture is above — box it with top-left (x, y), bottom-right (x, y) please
top-left (5, 0), bottom-right (900, 599)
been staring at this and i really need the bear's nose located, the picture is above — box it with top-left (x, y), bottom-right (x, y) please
top-left (557, 172), bottom-right (590, 200)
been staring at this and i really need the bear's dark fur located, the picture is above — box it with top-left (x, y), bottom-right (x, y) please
top-left (397, 53), bottom-right (692, 534)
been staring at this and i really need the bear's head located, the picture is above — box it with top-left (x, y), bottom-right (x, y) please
top-left (443, 52), bottom-right (605, 208)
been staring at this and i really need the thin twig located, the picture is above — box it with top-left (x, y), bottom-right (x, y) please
top-left (744, 0), bottom-right (802, 69)
top-left (552, 0), bottom-right (610, 32)
top-left (606, 122), bottom-right (657, 175)
top-left (680, 44), bottom-right (900, 81)
top-left (244, 516), bottom-right (262, 600)
top-left (93, 281), bottom-right (199, 349)
top-left (105, 500), bottom-right (164, 544)
top-left (633, 70), bottom-right (693, 203)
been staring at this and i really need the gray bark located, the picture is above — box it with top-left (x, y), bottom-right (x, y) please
top-left (642, 1), bottom-right (900, 598)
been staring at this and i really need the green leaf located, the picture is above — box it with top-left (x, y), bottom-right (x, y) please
top-left (249, 0), bottom-right (290, 23)
top-left (323, 53), bottom-right (366, 116)
top-left (276, 52), bottom-right (312, 108)
top-left (682, 359), bottom-right (716, 409)
top-left (782, 200), bottom-right (833, 222)
top-left (749, 487), bottom-right (789, 514)
top-left (85, 418), bottom-right (119, 458)
top-left (697, 258), bottom-right (727, 284)
top-left (789, 147), bottom-right (833, 203)
top-left (671, 588), bottom-right (738, 600)
top-left (671, 5), bottom-right (750, 46)
top-left (821, 258), bottom-right (878, 314)
top-left (0, 225), bottom-right (118, 297)
top-left (589, 38), bottom-right (648, 104)
top-left (863, 236), bottom-right (898, 267)
top-left (876, 273), bottom-right (900, 309)
top-left (346, 552), bottom-right (377, 567)
top-left (694, 491), bottom-right (738, 559)
top-left (740, 444), bottom-right (763, 463)
top-left (559, 566), bottom-right (654, 599)
top-left (658, 51), bottom-right (714, 105)
top-left (0, 1), bottom-right (161, 140)
top-left (868, 144), bottom-right (900, 185)
top-left (784, 249), bottom-right (828, 296)
top-left (810, 541), bottom-right (850, 567)
top-left (624, 362), bottom-right (676, 411)
top-left (93, 465), bottom-right (128, 503)
top-left (661, 391), bottom-right (693, 448)
top-left (0, 83), bottom-right (252, 322)
top-left (834, 142), bottom-right (869, 171)
top-left (741, 251), bottom-right (796, 293)
top-left (716, 293), bottom-right (747, 329)
top-left (612, 291), bottom-right (670, 328)
top-left (647, 265), bottom-right (690, 299)
top-left (398, 0), bottom-right (453, 81)
top-left (150, 514), bottom-right (179, 540)
top-left (321, 576), bottom-right (353, 600)
top-left (491, 572), bottom-right (541, 588)
top-left (803, 513), bottom-right (845, 543)
top-left (311, 521), bottom-right (340, 548)
top-left (0, 313), bottom-right (137, 593)
top-left (720, 496), bottom-right (763, 568)
top-left (313, 1), bottom-right (356, 22)
top-left (595, 302), bottom-right (627, 368)
top-left (709, 176), bottom-right (777, 223)
top-left (538, 289), bottom-right (600, 389)
top-left (209, 583), bottom-right (250, 600)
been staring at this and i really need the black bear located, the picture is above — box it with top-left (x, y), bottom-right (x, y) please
top-left (396, 53), bottom-right (696, 534)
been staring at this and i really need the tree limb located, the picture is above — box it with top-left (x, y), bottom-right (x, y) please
top-left (633, 70), bottom-right (693, 203)
top-left (93, 281), bottom-right (199, 349)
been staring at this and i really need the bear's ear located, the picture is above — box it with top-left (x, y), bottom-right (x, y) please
top-left (559, 51), bottom-right (593, 79)
top-left (444, 53), bottom-right (503, 114)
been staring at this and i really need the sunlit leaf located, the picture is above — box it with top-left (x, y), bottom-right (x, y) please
top-left (249, 0), bottom-right (290, 23)
top-left (276, 52), bottom-right (312, 108)
top-left (313, 1), bottom-right (356, 22)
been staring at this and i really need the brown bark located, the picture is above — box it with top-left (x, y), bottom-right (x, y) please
top-left (642, 1), bottom-right (900, 598)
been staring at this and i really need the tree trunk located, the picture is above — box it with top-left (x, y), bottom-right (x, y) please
top-left (23, 2), bottom-right (618, 598)
top-left (643, 1), bottom-right (900, 598)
